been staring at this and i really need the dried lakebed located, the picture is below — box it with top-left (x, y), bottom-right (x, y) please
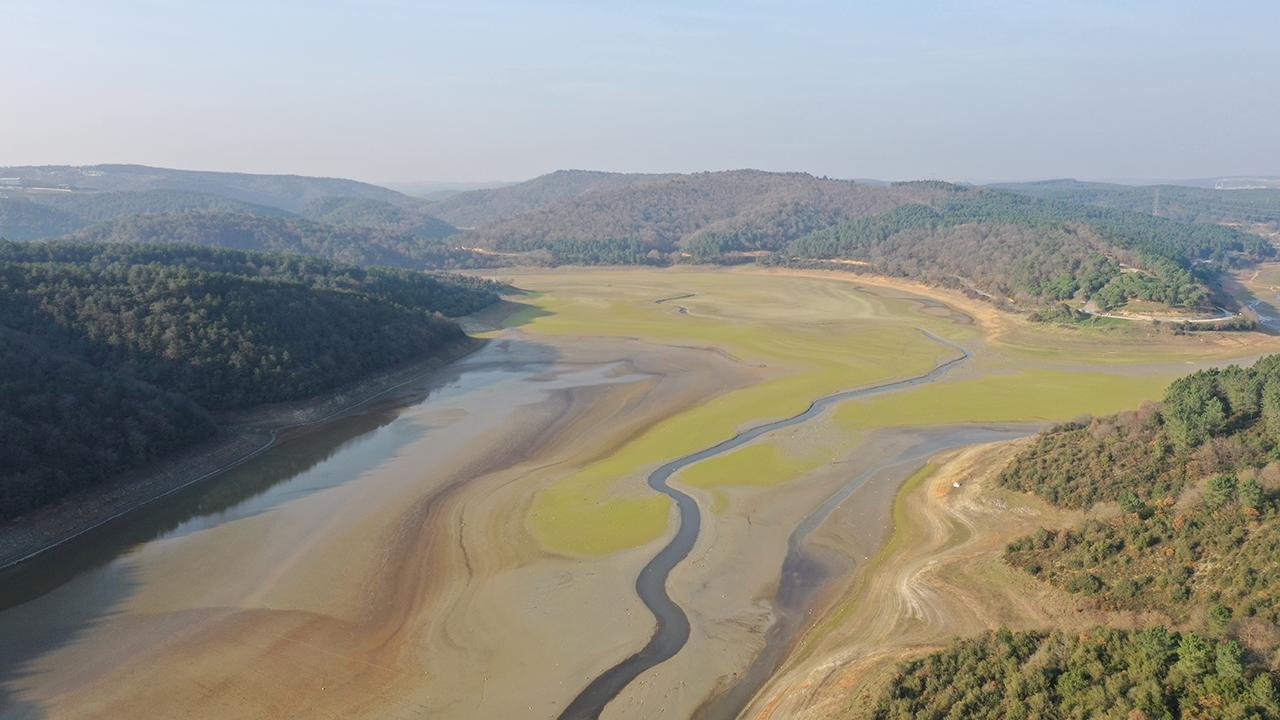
top-left (560, 330), bottom-right (1032, 720)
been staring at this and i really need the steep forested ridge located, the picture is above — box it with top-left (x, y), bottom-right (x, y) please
top-left (0, 241), bottom-right (499, 519)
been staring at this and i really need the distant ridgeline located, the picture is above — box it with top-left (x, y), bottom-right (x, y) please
top-left (788, 186), bottom-right (1272, 314)
top-left (0, 164), bottom-right (496, 269)
top-left (66, 211), bottom-right (489, 270)
top-left (3, 165), bottom-right (1275, 321)
top-left (0, 241), bottom-right (500, 520)
top-left (857, 358), bottom-right (1280, 718)
top-left (448, 173), bottom-right (1272, 318)
top-left (992, 179), bottom-right (1280, 227)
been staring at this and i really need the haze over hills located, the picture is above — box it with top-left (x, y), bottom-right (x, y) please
top-left (992, 179), bottom-right (1280, 228)
top-left (428, 169), bottom-right (682, 227)
top-left (0, 165), bottom-right (461, 245)
top-left (380, 180), bottom-right (519, 201)
top-left (0, 164), bottom-right (409, 212)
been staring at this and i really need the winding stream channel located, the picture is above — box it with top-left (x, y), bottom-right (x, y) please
top-left (558, 330), bottom-right (982, 720)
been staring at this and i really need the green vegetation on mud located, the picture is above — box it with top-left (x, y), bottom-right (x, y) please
top-left (677, 441), bottom-right (828, 513)
top-left (505, 269), bottom-right (1278, 556)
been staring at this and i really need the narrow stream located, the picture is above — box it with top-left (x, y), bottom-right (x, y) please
top-left (557, 330), bottom-right (973, 720)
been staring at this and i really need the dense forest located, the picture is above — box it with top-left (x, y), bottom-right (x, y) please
top-left (789, 188), bottom-right (1272, 311)
top-left (66, 211), bottom-right (494, 269)
top-left (1000, 359), bottom-right (1280, 641)
top-left (861, 358), bottom-right (1280, 717)
top-left (869, 627), bottom-right (1278, 719)
top-left (0, 241), bottom-right (499, 519)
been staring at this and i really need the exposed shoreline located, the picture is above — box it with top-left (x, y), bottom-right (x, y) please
top-left (0, 337), bottom-right (485, 570)
top-left (737, 439), bottom-right (1109, 719)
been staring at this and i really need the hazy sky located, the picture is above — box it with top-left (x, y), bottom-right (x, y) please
top-left (4, 1), bottom-right (1277, 183)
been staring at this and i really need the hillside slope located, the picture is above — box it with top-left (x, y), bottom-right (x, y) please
top-left (0, 189), bottom-right (292, 240)
top-left (790, 187), bottom-right (1273, 312)
top-left (66, 210), bottom-right (486, 269)
top-left (458, 170), bottom-right (949, 254)
top-left (856, 358), bottom-right (1280, 718)
top-left (0, 241), bottom-right (499, 518)
top-left (296, 196), bottom-right (459, 238)
top-left (429, 169), bottom-right (681, 227)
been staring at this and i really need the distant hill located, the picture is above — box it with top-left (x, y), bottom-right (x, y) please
top-left (443, 169), bottom-right (1270, 313)
top-left (66, 210), bottom-right (490, 269)
top-left (457, 170), bottom-right (948, 254)
top-left (789, 186), bottom-right (1272, 313)
top-left (991, 179), bottom-right (1280, 227)
top-left (381, 180), bottom-right (518, 200)
top-left (0, 241), bottom-right (500, 519)
top-left (0, 195), bottom-right (84, 241)
top-left (0, 189), bottom-right (291, 240)
top-left (1172, 176), bottom-right (1280, 190)
top-left (429, 169), bottom-right (682, 227)
top-left (0, 164), bottom-right (408, 212)
top-left (296, 197), bottom-right (459, 239)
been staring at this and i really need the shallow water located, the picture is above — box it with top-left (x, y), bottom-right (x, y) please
top-left (0, 341), bottom-right (644, 718)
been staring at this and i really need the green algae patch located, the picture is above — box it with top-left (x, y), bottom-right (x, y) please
top-left (676, 441), bottom-right (828, 513)
top-left (529, 484), bottom-right (672, 557)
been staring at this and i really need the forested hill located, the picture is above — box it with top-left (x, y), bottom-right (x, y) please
top-left (428, 169), bottom-right (681, 228)
top-left (992, 179), bottom-right (1280, 228)
top-left (296, 196), bottom-right (459, 238)
top-left (5, 165), bottom-right (1273, 319)
top-left (456, 171), bottom-right (952, 256)
top-left (449, 170), bottom-right (1270, 313)
top-left (789, 187), bottom-right (1273, 312)
top-left (0, 241), bottom-right (500, 520)
top-left (65, 210), bottom-right (485, 270)
top-left (860, 358), bottom-right (1280, 718)
top-left (0, 189), bottom-right (292, 241)
top-left (0, 164), bottom-right (407, 212)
